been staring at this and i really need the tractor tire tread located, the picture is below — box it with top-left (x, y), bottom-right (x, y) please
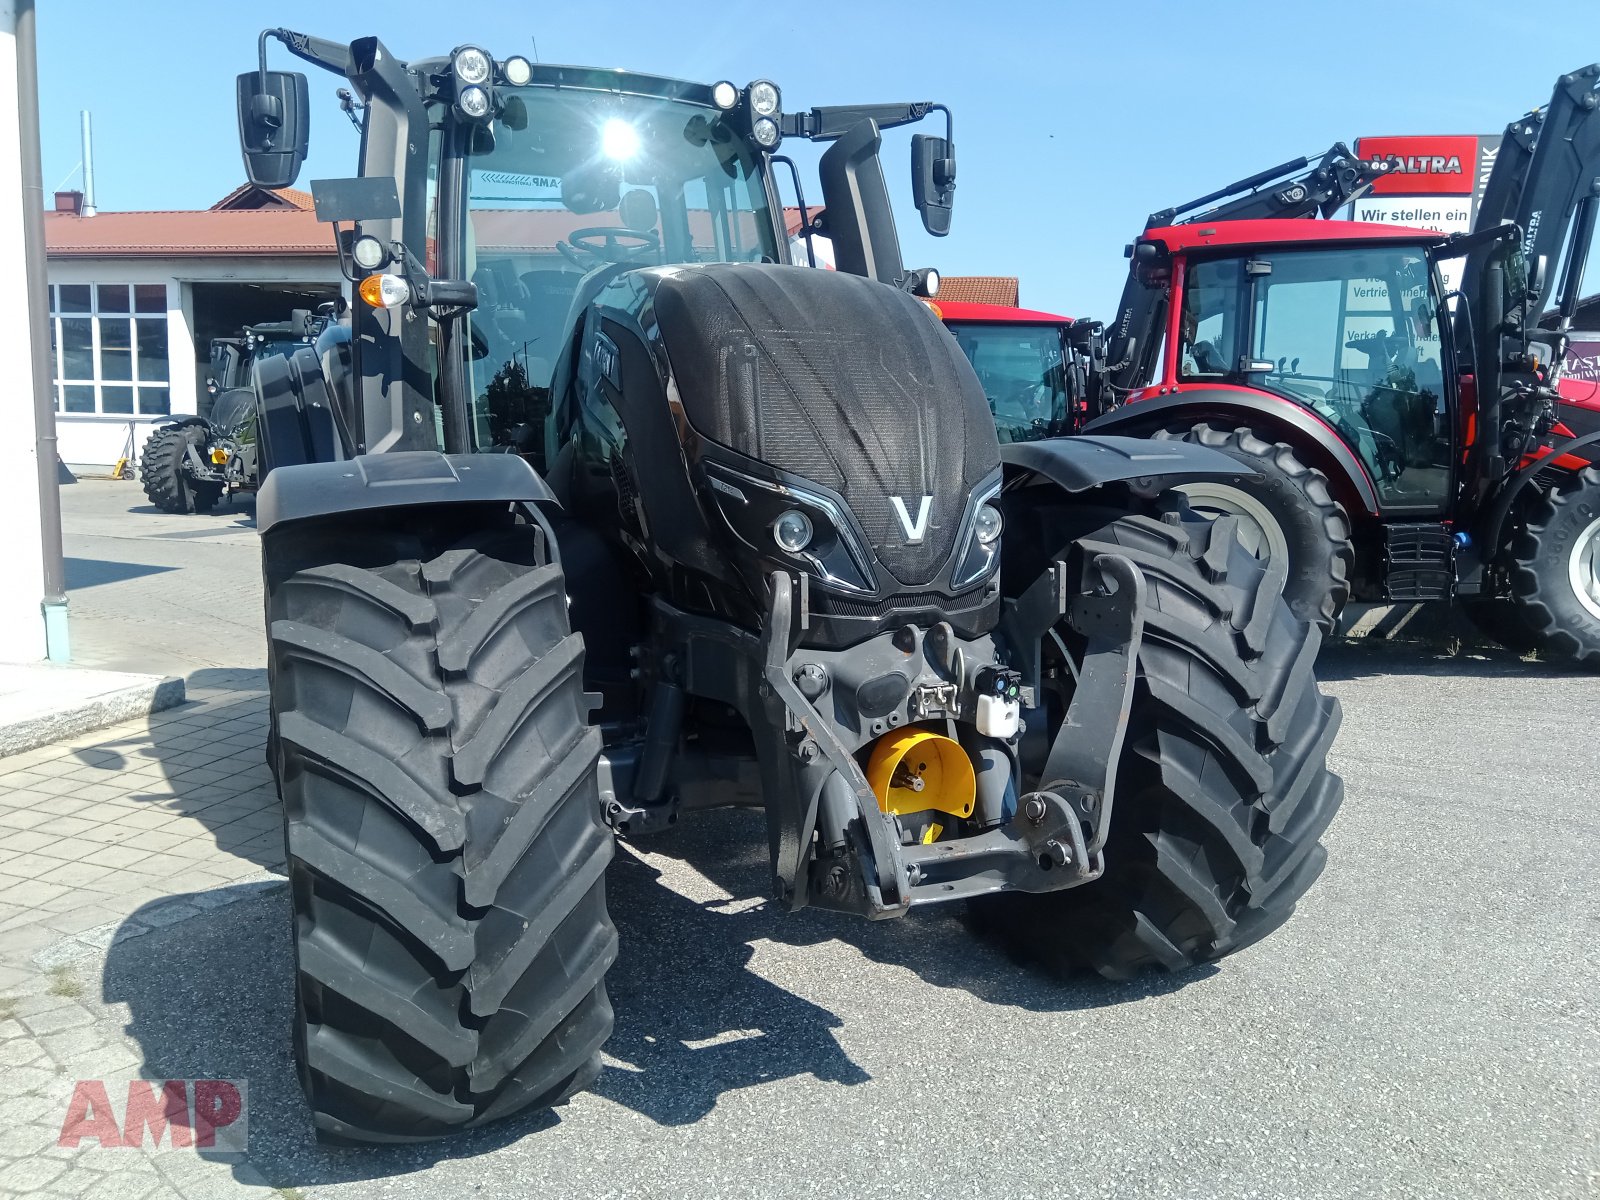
top-left (268, 522), bottom-right (615, 1142)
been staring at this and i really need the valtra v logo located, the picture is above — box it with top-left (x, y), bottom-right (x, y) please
top-left (890, 496), bottom-right (932, 544)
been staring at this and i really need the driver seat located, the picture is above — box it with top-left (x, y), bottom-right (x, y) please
top-left (542, 190), bottom-right (666, 466)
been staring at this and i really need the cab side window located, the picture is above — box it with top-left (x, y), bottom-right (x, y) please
top-left (1177, 259), bottom-right (1243, 380)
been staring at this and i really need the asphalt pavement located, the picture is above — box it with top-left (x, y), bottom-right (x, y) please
top-left (4, 480), bottom-right (1596, 1199)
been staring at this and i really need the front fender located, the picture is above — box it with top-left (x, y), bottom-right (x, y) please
top-left (257, 451), bottom-right (558, 536)
top-left (1000, 434), bottom-right (1255, 494)
top-left (1083, 389), bottom-right (1381, 517)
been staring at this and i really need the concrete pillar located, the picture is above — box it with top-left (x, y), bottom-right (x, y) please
top-left (0, 1), bottom-right (50, 662)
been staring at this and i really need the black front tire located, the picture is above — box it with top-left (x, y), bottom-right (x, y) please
top-left (1508, 467), bottom-right (1600, 667)
top-left (1152, 423), bottom-right (1353, 633)
top-left (977, 504), bottom-right (1344, 979)
top-left (139, 425), bottom-right (202, 514)
top-left (139, 424), bottom-right (223, 514)
top-left (266, 517), bottom-right (616, 1141)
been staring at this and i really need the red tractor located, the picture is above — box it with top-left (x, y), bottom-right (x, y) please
top-left (1078, 68), bottom-right (1600, 665)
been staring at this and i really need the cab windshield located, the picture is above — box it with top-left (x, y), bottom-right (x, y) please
top-left (1178, 245), bottom-right (1451, 509)
top-left (458, 88), bottom-right (780, 453)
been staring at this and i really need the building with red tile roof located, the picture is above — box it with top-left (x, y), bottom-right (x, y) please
top-left (44, 185), bottom-right (344, 468)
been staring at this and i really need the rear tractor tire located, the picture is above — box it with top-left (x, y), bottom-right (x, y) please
top-left (1507, 466), bottom-right (1600, 667)
top-left (266, 520), bottom-right (617, 1141)
top-left (1152, 423), bottom-right (1353, 634)
top-left (976, 504), bottom-right (1344, 979)
top-left (139, 424), bottom-right (222, 514)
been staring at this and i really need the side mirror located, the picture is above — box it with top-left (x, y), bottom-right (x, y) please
top-left (910, 134), bottom-right (956, 236)
top-left (1526, 253), bottom-right (1549, 304)
top-left (236, 70), bottom-right (309, 188)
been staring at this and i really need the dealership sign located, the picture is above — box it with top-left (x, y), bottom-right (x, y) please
top-left (1351, 134), bottom-right (1502, 290)
top-left (1358, 135), bottom-right (1482, 196)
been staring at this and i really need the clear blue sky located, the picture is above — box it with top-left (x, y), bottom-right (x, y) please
top-left (38, 0), bottom-right (1600, 316)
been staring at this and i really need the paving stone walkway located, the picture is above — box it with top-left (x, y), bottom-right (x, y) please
top-left (0, 669), bottom-right (287, 1198)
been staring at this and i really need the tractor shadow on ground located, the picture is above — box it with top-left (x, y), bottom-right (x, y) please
top-left (102, 816), bottom-right (1207, 1188)
top-left (100, 854), bottom-right (878, 1185)
top-left (1317, 639), bottom-right (1590, 682)
top-left (102, 885), bottom-right (555, 1190)
top-left (123, 491), bottom-right (257, 526)
top-left (618, 808), bottom-right (1215, 1024)
top-left (60, 667), bottom-right (283, 877)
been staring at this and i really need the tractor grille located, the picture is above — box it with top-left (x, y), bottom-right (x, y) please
top-left (654, 265), bottom-right (998, 587)
top-left (818, 587), bottom-right (990, 620)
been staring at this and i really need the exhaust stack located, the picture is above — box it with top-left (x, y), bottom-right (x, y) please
top-left (79, 110), bottom-right (95, 217)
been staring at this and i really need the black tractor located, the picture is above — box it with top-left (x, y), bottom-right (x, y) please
top-left (240, 30), bottom-right (1343, 1143)
top-left (138, 311), bottom-right (328, 513)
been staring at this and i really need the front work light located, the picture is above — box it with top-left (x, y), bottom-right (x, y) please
top-left (358, 273), bottom-right (410, 309)
top-left (503, 55), bottom-right (533, 86)
top-left (712, 81), bottom-right (739, 110)
top-left (452, 47), bottom-right (492, 85)
top-left (751, 117), bottom-right (781, 149)
top-left (747, 80), bottom-right (781, 117)
top-left (458, 85), bottom-right (491, 120)
top-left (351, 234), bottom-right (389, 270)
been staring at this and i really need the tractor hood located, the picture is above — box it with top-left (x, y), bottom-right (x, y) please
top-left (650, 264), bottom-right (1000, 590)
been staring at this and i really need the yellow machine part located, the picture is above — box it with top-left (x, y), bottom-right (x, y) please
top-left (865, 729), bottom-right (976, 821)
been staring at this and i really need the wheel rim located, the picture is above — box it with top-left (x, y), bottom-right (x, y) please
top-left (1569, 515), bottom-right (1600, 622)
top-left (1174, 482), bottom-right (1290, 564)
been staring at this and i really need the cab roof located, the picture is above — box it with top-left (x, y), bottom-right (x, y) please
top-left (1144, 217), bottom-right (1449, 254)
top-left (930, 300), bottom-right (1073, 325)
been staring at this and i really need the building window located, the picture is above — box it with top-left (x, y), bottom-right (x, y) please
top-left (48, 283), bottom-right (170, 416)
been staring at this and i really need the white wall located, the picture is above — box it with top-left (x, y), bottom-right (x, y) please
top-left (0, 4), bottom-right (48, 662)
top-left (47, 255), bottom-right (344, 470)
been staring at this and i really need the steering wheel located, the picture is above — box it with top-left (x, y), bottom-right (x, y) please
top-left (559, 226), bottom-right (661, 268)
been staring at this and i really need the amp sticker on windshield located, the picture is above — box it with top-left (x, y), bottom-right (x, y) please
top-left (473, 171), bottom-right (563, 201)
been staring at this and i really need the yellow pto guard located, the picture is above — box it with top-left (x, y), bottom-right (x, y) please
top-left (865, 729), bottom-right (976, 822)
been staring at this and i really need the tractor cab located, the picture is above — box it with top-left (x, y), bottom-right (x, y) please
top-left (453, 76), bottom-right (787, 464)
top-left (933, 301), bottom-right (1077, 444)
top-left (236, 34), bottom-right (957, 473)
top-left (1137, 220), bottom-right (1458, 515)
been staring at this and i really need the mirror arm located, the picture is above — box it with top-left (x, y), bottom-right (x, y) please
top-left (785, 101), bottom-right (945, 141)
top-left (261, 27), bottom-right (354, 80)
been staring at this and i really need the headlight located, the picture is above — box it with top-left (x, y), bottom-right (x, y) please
top-left (748, 80), bottom-right (781, 117)
top-left (751, 117), bottom-right (781, 149)
top-left (502, 55), bottom-right (532, 86)
top-left (457, 85), bottom-right (491, 119)
top-left (950, 484), bottom-right (1003, 590)
top-left (712, 81), bottom-right (739, 110)
top-left (773, 509), bottom-right (813, 553)
top-left (974, 502), bottom-right (1003, 545)
top-left (453, 47), bottom-right (491, 86)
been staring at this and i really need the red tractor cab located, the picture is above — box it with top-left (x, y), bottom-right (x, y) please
top-left (932, 300), bottom-right (1084, 443)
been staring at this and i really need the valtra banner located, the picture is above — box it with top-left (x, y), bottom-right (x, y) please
top-left (1356, 135), bottom-right (1480, 196)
